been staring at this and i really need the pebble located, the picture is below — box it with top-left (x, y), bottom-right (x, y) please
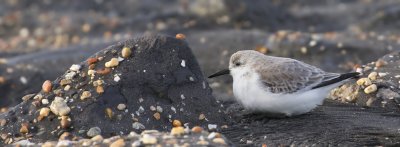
top-left (97, 68), bottom-right (111, 75)
top-left (87, 58), bottom-right (98, 64)
top-left (60, 79), bottom-right (71, 86)
top-left (196, 140), bottom-right (209, 145)
top-left (366, 98), bottom-right (375, 107)
top-left (21, 94), bottom-right (34, 101)
top-left (105, 58), bottom-right (119, 68)
top-left (375, 59), bottom-right (388, 67)
top-left (172, 120), bottom-right (182, 127)
top-left (213, 138), bottom-right (226, 144)
top-left (364, 84), bottom-right (377, 94)
top-left (121, 47), bottom-right (132, 58)
top-left (181, 60), bottom-right (186, 67)
top-left (106, 108), bottom-right (113, 119)
top-left (142, 134), bottom-right (157, 145)
top-left (378, 72), bottom-right (388, 77)
top-left (110, 139), bottom-right (125, 147)
top-left (132, 122), bottom-right (145, 130)
top-left (42, 80), bottom-right (52, 93)
top-left (64, 85), bottom-right (71, 91)
top-left (96, 86), bottom-right (104, 94)
top-left (208, 124), bottom-right (217, 130)
top-left (88, 70), bottom-right (96, 76)
top-left (114, 75), bottom-right (121, 82)
top-left (42, 99), bottom-right (49, 105)
top-left (91, 135), bottom-right (103, 142)
top-left (153, 112), bottom-right (161, 120)
top-left (69, 64), bottom-right (81, 72)
top-left (199, 113), bottom-right (206, 120)
top-left (50, 97), bottom-right (71, 116)
top-left (191, 126), bottom-right (203, 133)
top-left (175, 33), bottom-right (186, 40)
top-left (368, 72), bottom-right (378, 80)
top-left (117, 104), bottom-right (126, 110)
top-left (171, 126), bottom-right (185, 136)
top-left (39, 107), bottom-right (51, 117)
top-left (156, 106), bottom-right (163, 113)
top-left (65, 72), bottom-right (77, 80)
top-left (150, 105), bottom-right (156, 111)
top-left (80, 91), bottom-right (92, 100)
top-left (20, 124), bottom-right (29, 134)
top-left (87, 127), bottom-right (101, 137)
top-left (60, 116), bottom-right (71, 129)
top-left (0, 119), bottom-right (6, 127)
top-left (356, 78), bottom-right (371, 86)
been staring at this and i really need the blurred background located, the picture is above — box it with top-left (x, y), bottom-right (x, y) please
top-left (1, 0), bottom-right (400, 110)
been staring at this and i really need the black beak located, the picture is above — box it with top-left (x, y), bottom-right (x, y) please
top-left (208, 69), bottom-right (230, 78)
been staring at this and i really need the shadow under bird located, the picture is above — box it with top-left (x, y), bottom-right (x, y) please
top-left (209, 50), bottom-right (359, 117)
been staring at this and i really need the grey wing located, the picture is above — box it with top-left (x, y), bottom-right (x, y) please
top-left (257, 60), bottom-right (339, 94)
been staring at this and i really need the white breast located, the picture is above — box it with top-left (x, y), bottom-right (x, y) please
top-left (232, 70), bottom-right (341, 116)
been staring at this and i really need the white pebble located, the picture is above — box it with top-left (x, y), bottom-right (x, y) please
top-left (114, 75), bottom-right (121, 82)
top-left (41, 99), bottom-right (49, 105)
top-left (69, 64), bottom-right (81, 72)
top-left (378, 72), bottom-right (388, 77)
top-left (20, 76), bottom-right (27, 84)
top-left (180, 94), bottom-right (185, 100)
top-left (208, 124), bottom-right (217, 130)
top-left (181, 60), bottom-right (186, 67)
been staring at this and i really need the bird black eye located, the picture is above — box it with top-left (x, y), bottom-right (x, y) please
top-left (235, 62), bottom-right (241, 66)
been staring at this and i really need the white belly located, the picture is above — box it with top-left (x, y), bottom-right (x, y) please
top-left (232, 73), bottom-right (340, 116)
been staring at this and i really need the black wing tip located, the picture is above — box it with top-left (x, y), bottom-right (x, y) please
top-left (311, 72), bottom-right (360, 89)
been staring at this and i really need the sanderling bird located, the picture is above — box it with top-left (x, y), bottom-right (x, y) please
top-left (209, 50), bottom-right (359, 116)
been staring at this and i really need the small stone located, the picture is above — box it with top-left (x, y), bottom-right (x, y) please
top-left (69, 64), bottom-right (81, 72)
top-left (114, 75), bottom-right (121, 82)
top-left (191, 126), bottom-right (203, 133)
top-left (40, 107), bottom-right (51, 117)
top-left (33, 94), bottom-right (43, 100)
top-left (96, 86), bottom-right (104, 94)
top-left (60, 116), bottom-right (71, 129)
top-left (50, 97), bottom-right (71, 116)
top-left (368, 72), bottom-right (378, 80)
top-left (199, 113), bottom-right (206, 120)
top-left (88, 70), bottom-right (96, 76)
top-left (196, 140), bottom-right (209, 145)
top-left (364, 84), bottom-right (377, 94)
top-left (64, 85), bottom-right (71, 91)
top-left (132, 122), bottom-right (145, 130)
top-left (91, 135), bottom-right (103, 142)
top-left (20, 124), bottom-right (28, 134)
top-left (172, 120), bottom-right (182, 127)
top-left (59, 132), bottom-right (72, 140)
top-left (156, 106), bottom-right (163, 113)
top-left (175, 33), bottom-right (186, 40)
top-left (80, 91), bottom-right (92, 100)
top-left (96, 68), bottom-right (111, 75)
top-left (87, 127), bottom-right (101, 137)
top-left (117, 104), bottom-right (126, 111)
top-left (366, 98), bottom-right (375, 107)
top-left (150, 105), bottom-right (156, 111)
top-left (0, 119), bottom-right (7, 127)
top-left (121, 47), bottom-right (132, 58)
top-left (41, 99), bottom-right (49, 105)
top-left (65, 72), bottom-right (77, 80)
top-left (378, 72), bottom-right (388, 77)
top-left (375, 59), bottom-right (388, 68)
top-left (105, 108), bottom-right (113, 119)
top-left (110, 138), bottom-right (125, 147)
top-left (213, 138), bottom-right (226, 144)
top-left (105, 58), bottom-right (119, 68)
top-left (208, 124), bottom-right (217, 130)
top-left (142, 134), bottom-right (157, 144)
top-left (170, 126), bottom-right (185, 136)
top-left (87, 58), bottom-right (98, 65)
top-left (21, 94), bottom-right (35, 101)
top-left (60, 79), bottom-right (72, 86)
top-left (153, 112), bottom-right (161, 120)
top-left (181, 60), bottom-right (186, 67)
top-left (42, 80), bottom-right (52, 93)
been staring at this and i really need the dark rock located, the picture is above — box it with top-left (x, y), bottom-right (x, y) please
top-left (0, 35), bottom-right (227, 144)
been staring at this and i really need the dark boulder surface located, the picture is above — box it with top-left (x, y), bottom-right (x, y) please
top-left (0, 35), bottom-right (228, 144)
